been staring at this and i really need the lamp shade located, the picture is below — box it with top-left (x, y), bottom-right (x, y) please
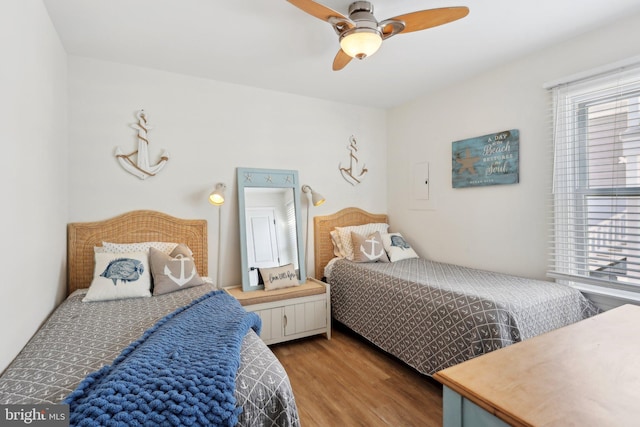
top-left (340, 29), bottom-right (382, 59)
top-left (302, 185), bottom-right (326, 207)
top-left (208, 183), bottom-right (226, 206)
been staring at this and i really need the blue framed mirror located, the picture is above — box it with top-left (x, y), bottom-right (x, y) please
top-left (237, 167), bottom-right (306, 291)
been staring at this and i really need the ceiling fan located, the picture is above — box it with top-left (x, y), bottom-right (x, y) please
top-left (287, 0), bottom-right (469, 71)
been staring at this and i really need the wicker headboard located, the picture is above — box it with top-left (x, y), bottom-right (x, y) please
top-left (67, 210), bottom-right (208, 296)
top-left (313, 207), bottom-right (388, 279)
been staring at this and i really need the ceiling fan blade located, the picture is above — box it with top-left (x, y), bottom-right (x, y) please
top-left (287, 0), bottom-right (348, 23)
top-left (385, 6), bottom-right (469, 34)
top-left (333, 49), bottom-right (352, 71)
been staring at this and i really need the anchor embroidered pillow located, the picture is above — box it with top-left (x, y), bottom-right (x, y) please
top-left (83, 252), bottom-right (152, 302)
top-left (334, 223), bottom-right (389, 260)
top-left (149, 245), bottom-right (204, 295)
top-left (351, 231), bottom-right (389, 263)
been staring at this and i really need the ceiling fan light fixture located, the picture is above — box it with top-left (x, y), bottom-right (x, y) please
top-left (287, 0), bottom-right (470, 71)
top-left (340, 29), bottom-right (382, 59)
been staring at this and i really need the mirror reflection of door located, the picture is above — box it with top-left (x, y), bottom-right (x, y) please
top-left (238, 168), bottom-right (305, 292)
top-left (246, 207), bottom-right (280, 286)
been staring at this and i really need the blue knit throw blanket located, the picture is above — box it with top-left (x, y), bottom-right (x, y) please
top-left (64, 290), bottom-right (261, 426)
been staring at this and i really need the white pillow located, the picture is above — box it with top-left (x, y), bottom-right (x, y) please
top-left (101, 241), bottom-right (178, 254)
top-left (334, 223), bottom-right (389, 260)
top-left (330, 230), bottom-right (346, 258)
top-left (381, 232), bottom-right (419, 262)
top-left (83, 252), bottom-right (151, 302)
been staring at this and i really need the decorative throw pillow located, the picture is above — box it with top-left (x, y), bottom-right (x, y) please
top-left (351, 231), bottom-right (389, 263)
top-left (149, 246), bottom-right (204, 295)
top-left (101, 241), bottom-right (178, 254)
top-left (259, 264), bottom-right (299, 291)
top-left (330, 230), bottom-right (346, 258)
top-left (170, 243), bottom-right (193, 257)
top-left (83, 252), bottom-right (151, 302)
top-left (382, 232), bottom-right (419, 262)
top-left (334, 223), bottom-right (390, 260)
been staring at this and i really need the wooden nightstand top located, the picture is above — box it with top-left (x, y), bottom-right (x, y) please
top-left (225, 278), bottom-right (327, 306)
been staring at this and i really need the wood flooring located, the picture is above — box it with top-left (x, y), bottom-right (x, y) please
top-left (270, 324), bottom-right (444, 427)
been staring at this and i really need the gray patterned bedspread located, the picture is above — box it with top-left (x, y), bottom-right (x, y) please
top-left (329, 258), bottom-right (600, 376)
top-left (0, 285), bottom-right (299, 427)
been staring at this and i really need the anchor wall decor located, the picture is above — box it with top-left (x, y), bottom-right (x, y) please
top-left (339, 135), bottom-right (368, 186)
top-left (115, 109), bottom-right (169, 180)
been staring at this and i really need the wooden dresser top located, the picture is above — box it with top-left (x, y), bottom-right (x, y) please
top-left (434, 304), bottom-right (640, 427)
top-left (224, 278), bottom-right (326, 306)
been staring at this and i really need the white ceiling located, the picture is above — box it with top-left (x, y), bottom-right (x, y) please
top-left (43, 0), bottom-right (640, 109)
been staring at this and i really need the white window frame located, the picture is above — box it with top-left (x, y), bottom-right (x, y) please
top-left (549, 63), bottom-right (640, 296)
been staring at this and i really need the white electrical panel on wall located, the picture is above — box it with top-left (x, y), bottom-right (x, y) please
top-left (411, 161), bottom-right (436, 210)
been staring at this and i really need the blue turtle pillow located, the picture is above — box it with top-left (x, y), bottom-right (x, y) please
top-left (83, 251), bottom-right (152, 302)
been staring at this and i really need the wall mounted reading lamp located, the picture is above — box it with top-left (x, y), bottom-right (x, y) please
top-left (209, 183), bottom-right (226, 206)
top-left (302, 185), bottom-right (326, 207)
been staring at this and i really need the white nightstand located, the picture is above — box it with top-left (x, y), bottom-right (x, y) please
top-left (225, 278), bottom-right (331, 345)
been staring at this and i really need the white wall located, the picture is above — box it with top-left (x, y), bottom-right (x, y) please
top-left (0, 0), bottom-right (67, 372)
top-left (387, 12), bottom-right (640, 282)
top-left (67, 57), bottom-right (387, 288)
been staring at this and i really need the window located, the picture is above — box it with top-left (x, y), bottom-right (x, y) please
top-left (549, 64), bottom-right (640, 293)
top-left (284, 199), bottom-right (298, 269)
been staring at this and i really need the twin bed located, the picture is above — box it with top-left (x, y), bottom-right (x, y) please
top-left (314, 207), bottom-right (600, 376)
top-left (0, 210), bottom-right (299, 426)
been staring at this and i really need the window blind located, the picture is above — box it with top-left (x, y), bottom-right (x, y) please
top-left (549, 63), bottom-right (640, 293)
top-left (285, 200), bottom-right (298, 269)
